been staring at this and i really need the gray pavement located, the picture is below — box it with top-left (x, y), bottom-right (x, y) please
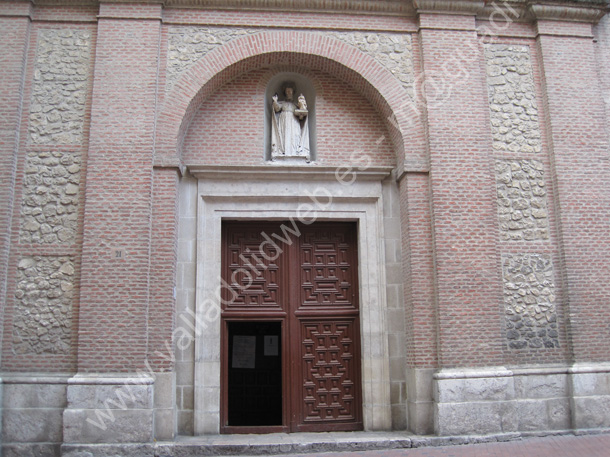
top-left (286, 433), bottom-right (610, 457)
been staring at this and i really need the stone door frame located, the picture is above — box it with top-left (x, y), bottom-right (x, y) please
top-left (190, 165), bottom-right (393, 434)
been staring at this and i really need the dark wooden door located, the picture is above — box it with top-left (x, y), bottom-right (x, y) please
top-left (221, 221), bottom-right (362, 433)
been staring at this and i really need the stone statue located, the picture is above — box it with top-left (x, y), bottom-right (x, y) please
top-left (271, 83), bottom-right (310, 161)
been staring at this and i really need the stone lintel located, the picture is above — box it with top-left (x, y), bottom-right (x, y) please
top-left (187, 164), bottom-right (394, 182)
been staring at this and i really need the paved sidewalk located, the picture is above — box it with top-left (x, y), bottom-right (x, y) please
top-left (289, 433), bottom-right (610, 457)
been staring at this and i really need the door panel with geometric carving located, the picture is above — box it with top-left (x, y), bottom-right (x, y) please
top-left (300, 320), bottom-right (359, 425)
top-left (221, 221), bottom-right (362, 433)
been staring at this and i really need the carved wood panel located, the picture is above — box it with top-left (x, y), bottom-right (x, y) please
top-left (299, 226), bottom-right (357, 311)
top-left (301, 320), bottom-right (358, 424)
top-left (222, 224), bottom-right (284, 311)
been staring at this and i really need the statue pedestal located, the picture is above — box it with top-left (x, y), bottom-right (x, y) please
top-left (270, 154), bottom-right (311, 164)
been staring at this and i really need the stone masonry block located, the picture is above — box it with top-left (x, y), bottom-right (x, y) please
top-left (61, 443), bottom-right (154, 457)
top-left (571, 372), bottom-right (610, 396)
top-left (3, 383), bottom-right (67, 409)
top-left (153, 372), bottom-right (175, 409)
top-left (435, 376), bottom-right (515, 403)
top-left (166, 27), bottom-right (257, 90)
top-left (3, 408), bottom-right (63, 442)
top-left (513, 399), bottom-right (550, 431)
top-left (547, 397), bottom-right (571, 430)
top-left (436, 401), bottom-right (512, 435)
top-left (63, 408), bottom-right (153, 444)
top-left (3, 443), bottom-right (60, 457)
top-left (513, 374), bottom-right (567, 399)
top-left (501, 253), bottom-right (559, 350)
top-left (573, 396), bottom-right (610, 429)
top-left (328, 31), bottom-right (414, 99)
top-left (12, 256), bottom-right (74, 355)
top-left (154, 408), bottom-right (175, 440)
top-left (67, 383), bottom-right (152, 410)
top-left (28, 29), bottom-right (91, 145)
top-left (485, 44), bottom-right (541, 153)
top-left (19, 149), bottom-right (81, 244)
top-left (495, 159), bottom-right (549, 241)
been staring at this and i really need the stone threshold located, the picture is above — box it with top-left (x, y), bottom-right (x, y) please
top-left (154, 431), bottom-right (524, 456)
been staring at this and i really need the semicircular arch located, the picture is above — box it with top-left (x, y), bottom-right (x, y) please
top-left (155, 30), bottom-right (423, 166)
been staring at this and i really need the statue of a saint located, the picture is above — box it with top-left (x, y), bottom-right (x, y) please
top-left (271, 83), bottom-right (310, 161)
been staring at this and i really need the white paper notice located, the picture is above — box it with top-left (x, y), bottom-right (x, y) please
top-left (264, 335), bottom-right (279, 356)
top-left (232, 335), bottom-right (256, 369)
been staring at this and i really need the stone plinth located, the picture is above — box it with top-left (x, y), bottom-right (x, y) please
top-left (62, 374), bottom-right (154, 451)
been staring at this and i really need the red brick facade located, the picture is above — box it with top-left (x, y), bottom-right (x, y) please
top-left (0, 0), bottom-right (609, 451)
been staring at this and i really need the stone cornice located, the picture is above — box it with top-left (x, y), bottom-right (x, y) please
top-left (165, 0), bottom-right (413, 15)
top-left (23, 0), bottom-right (609, 23)
top-left (529, 1), bottom-right (609, 22)
top-left (413, 0), bottom-right (608, 23)
top-left (413, 0), bottom-right (485, 15)
top-left (187, 164), bottom-right (394, 181)
top-left (30, 0), bottom-right (415, 15)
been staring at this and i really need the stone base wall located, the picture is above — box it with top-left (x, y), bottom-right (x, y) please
top-left (1, 373), bottom-right (174, 457)
top-left (406, 367), bottom-right (435, 435)
top-left (61, 374), bottom-right (155, 450)
top-left (571, 364), bottom-right (610, 430)
top-left (1, 376), bottom-right (67, 457)
top-left (434, 364), bottom-right (610, 436)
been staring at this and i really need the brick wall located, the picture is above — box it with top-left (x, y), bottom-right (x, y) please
top-left (182, 67), bottom-right (395, 167)
top-left (595, 15), bottom-right (610, 149)
top-left (400, 173), bottom-right (437, 369)
top-left (0, 0), bottom-right (609, 383)
top-left (0, 6), bottom-right (30, 366)
top-left (536, 20), bottom-right (610, 363)
top-left (418, 14), bottom-right (504, 368)
top-left (76, 5), bottom-right (162, 372)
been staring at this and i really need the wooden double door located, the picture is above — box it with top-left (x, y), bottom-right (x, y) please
top-left (220, 221), bottom-right (363, 433)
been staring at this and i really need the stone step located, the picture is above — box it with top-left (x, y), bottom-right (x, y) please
top-left (156, 432), bottom-right (412, 456)
top-left (154, 431), bottom-right (523, 456)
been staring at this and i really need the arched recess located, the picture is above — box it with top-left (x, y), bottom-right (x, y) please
top-left (165, 30), bottom-right (422, 435)
top-left (154, 30), bottom-right (425, 169)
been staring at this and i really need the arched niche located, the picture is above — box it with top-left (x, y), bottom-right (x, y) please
top-left (264, 72), bottom-right (317, 162)
top-left (155, 31), bottom-right (427, 170)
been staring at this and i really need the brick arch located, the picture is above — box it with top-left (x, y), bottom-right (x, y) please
top-left (155, 30), bottom-right (421, 165)
top-left (256, 65), bottom-right (324, 96)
